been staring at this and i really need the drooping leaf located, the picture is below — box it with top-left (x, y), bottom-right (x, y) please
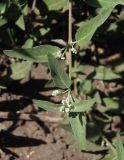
top-left (33, 99), bottom-right (63, 112)
top-left (68, 113), bottom-right (86, 150)
top-left (10, 61), bottom-right (32, 80)
top-left (70, 98), bottom-right (95, 112)
top-left (4, 45), bottom-right (60, 63)
top-left (48, 54), bottom-right (71, 89)
top-left (43, 0), bottom-right (68, 11)
top-left (94, 66), bottom-right (121, 80)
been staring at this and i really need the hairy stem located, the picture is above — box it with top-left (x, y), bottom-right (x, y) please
top-left (66, 0), bottom-right (72, 99)
top-left (68, 1), bottom-right (72, 79)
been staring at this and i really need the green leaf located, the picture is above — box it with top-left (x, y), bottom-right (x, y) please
top-left (76, 0), bottom-right (124, 48)
top-left (15, 15), bottom-right (25, 30)
top-left (4, 45), bottom-right (60, 63)
top-left (118, 0), bottom-right (124, 5)
top-left (94, 92), bottom-right (102, 104)
top-left (43, 0), bottom-right (68, 11)
top-left (94, 66), bottom-right (121, 80)
top-left (0, 2), bottom-right (7, 14)
top-left (48, 54), bottom-right (71, 89)
top-left (0, 17), bottom-right (8, 27)
top-left (79, 79), bottom-right (94, 95)
top-left (84, 140), bottom-right (108, 152)
top-left (33, 99), bottom-right (62, 112)
top-left (102, 133), bottom-right (124, 160)
top-left (85, 0), bottom-right (118, 8)
top-left (75, 6), bottom-right (114, 48)
top-left (22, 38), bottom-right (34, 48)
top-left (115, 63), bottom-right (124, 73)
top-left (114, 133), bottom-right (124, 160)
top-left (103, 98), bottom-right (124, 113)
top-left (70, 98), bottom-right (95, 112)
top-left (84, 0), bottom-right (102, 8)
top-left (10, 61), bottom-right (32, 80)
top-left (22, 4), bottom-right (28, 15)
top-left (0, 28), bottom-right (15, 47)
top-left (68, 113), bottom-right (86, 150)
top-left (102, 155), bottom-right (117, 160)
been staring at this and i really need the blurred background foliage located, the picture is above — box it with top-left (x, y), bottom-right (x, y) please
top-left (1, 0), bottom-right (124, 158)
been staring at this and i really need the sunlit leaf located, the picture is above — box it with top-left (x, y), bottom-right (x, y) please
top-left (4, 45), bottom-right (60, 63)
top-left (103, 98), bottom-right (124, 113)
top-left (102, 155), bottom-right (117, 160)
top-left (79, 80), bottom-right (94, 95)
top-left (43, 0), bottom-right (68, 10)
top-left (114, 133), bottom-right (124, 160)
top-left (75, 6), bottom-right (114, 48)
top-left (0, 2), bottom-right (7, 14)
top-left (10, 61), bottom-right (32, 80)
top-left (94, 66), bottom-right (121, 80)
top-left (22, 4), bottom-right (28, 15)
top-left (85, 140), bottom-right (108, 152)
top-left (115, 63), bottom-right (124, 73)
top-left (70, 98), bottom-right (95, 112)
top-left (22, 38), bottom-right (34, 48)
top-left (94, 92), bottom-right (102, 104)
top-left (69, 113), bottom-right (86, 150)
top-left (15, 15), bottom-right (25, 30)
top-left (33, 99), bottom-right (62, 112)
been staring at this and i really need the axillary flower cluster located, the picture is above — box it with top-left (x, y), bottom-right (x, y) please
top-left (55, 44), bottom-right (77, 60)
top-left (60, 95), bottom-right (75, 113)
top-left (52, 89), bottom-right (74, 113)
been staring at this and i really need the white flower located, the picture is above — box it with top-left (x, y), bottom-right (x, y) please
top-left (71, 46), bottom-right (77, 54)
top-left (52, 90), bottom-right (61, 96)
top-left (60, 106), bottom-right (65, 112)
top-left (56, 51), bottom-right (62, 58)
top-left (65, 108), bottom-right (70, 113)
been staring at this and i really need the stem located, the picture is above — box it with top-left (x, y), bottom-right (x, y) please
top-left (74, 79), bottom-right (78, 96)
top-left (66, 1), bottom-right (72, 99)
top-left (68, 0), bottom-right (72, 79)
top-left (32, 0), bottom-right (36, 11)
top-left (74, 60), bottom-right (78, 96)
